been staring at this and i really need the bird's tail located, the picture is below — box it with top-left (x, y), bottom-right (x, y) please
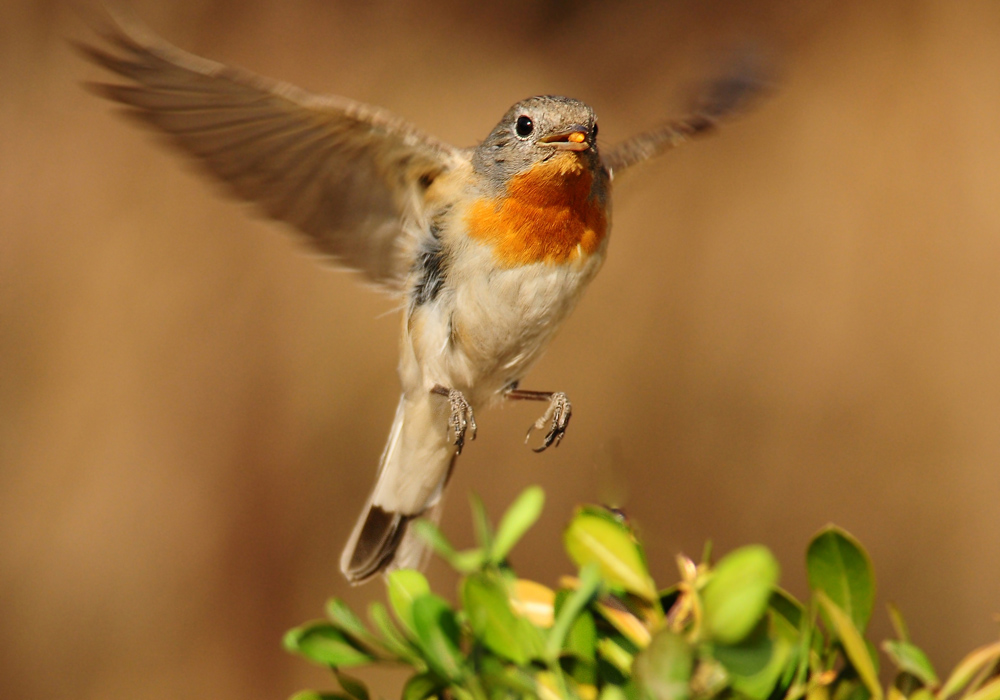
top-left (340, 394), bottom-right (457, 584)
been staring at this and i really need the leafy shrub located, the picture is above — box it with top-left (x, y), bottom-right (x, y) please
top-left (285, 487), bottom-right (1000, 700)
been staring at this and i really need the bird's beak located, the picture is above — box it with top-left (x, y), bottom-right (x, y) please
top-left (539, 127), bottom-right (590, 151)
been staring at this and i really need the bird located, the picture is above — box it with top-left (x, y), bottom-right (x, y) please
top-left (79, 12), bottom-right (765, 584)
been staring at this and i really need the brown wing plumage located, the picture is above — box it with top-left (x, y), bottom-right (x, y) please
top-left (78, 14), bottom-right (461, 290)
top-left (602, 57), bottom-right (769, 179)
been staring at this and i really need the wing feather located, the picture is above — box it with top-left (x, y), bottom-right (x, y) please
top-left (602, 55), bottom-right (770, 178)
top-left (79, 13), bottom-right (462, 290)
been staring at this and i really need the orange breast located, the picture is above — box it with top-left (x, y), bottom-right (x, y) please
top-left (465, 156), bottom-right (608, 267)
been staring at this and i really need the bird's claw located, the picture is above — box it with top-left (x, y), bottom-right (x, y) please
top-left (525, 391), bottom-right (571, 452)
top-left (446, 389), bottom-right (476, 454)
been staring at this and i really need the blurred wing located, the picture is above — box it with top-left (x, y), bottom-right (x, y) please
top-left (79, 14), bottom-right (462, 290)
top-left (602, 58), bottom-right (768, 179)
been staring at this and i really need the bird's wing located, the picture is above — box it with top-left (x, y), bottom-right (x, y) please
top-left (602, 59), bottom-right (768, 179)
top-left (79, 14), bottom-right (462, 291)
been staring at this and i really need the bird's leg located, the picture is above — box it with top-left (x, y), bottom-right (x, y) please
top-left (431, 385), bottom-right (476, 454)
top-left (505, 386), bottom-right (572, 452)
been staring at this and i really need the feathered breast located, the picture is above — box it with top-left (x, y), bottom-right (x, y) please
top-left (464, 155), bottom-right (608, 267)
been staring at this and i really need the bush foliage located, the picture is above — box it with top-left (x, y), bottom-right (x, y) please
top-left (285, 487), bottom-right (1000, 700)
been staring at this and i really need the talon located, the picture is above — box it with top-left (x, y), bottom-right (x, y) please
top-left (525, 392), bottom-right (572, 452)
top-left (443, 388), bottom-right (476, 454)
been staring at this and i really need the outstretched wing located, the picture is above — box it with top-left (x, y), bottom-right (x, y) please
top-left (602, 57), bottom-right (768, 179)
top-left (79, 14), bottom-right (462, 290)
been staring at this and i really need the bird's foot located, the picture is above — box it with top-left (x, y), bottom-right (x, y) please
top-left (508, 389), bottom-right (572, 452)
top-left (432, 385), bottom-right (477, 454)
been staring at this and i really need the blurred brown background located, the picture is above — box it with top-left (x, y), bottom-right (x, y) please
top-left (3, 0), bottom-right (1000, 698)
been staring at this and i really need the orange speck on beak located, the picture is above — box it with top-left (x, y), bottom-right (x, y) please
top-left (568, 131), bottom-right (586, 143)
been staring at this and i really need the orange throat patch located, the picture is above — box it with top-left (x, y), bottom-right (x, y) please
top-left (465, 155), bottom-right (608, 267)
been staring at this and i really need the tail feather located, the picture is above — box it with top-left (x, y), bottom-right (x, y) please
top-left (340, 394), bottom-right (456, 584)
top-left (341, 505), bottom-right (414, 583)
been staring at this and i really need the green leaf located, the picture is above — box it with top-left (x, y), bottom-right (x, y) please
top-left (325, 599), bottom-right (385, 654)
top-left (598, 636), bottom-right (638, 676)
top-left (564, 660), bottom-right (598, 692)
top-left (412, 520), bottom-right (485, 574)
top-left (491, 486), bottom-right (545, 563)
top-left (289, 691), bottom-right (353, 700)
top-left (564, 510), bottom-right (657, 600)
top-left (598, 686), bottom-right (629, 700)
top-left (411, 594), bottom-right (465, 682)
top-left (563, 606), bottom-right (598, 662)
top-left (807, 527), bottom-right (875, 631)
top-left (462, 572), bottom-right (531, 664)
top-left (401, 672), bottom-right (442, 700)
top-left (701, 545), bottom-right (780, 644)
top-left (516, 617), bottom-right (548, 663)
top-left (833, 680), bottom-right (870, 700)
top-left (816, 593), bottom-right (882, 700)
top-left (769, 588), bottom-right (805, 630)
top-left (632, 629), bottom-right (693, 700)
top-left (713, 623), bottom-right (773, 676)
top-left (547, 563), bottom-right (602, 659)
top-left (778, 600), bottom-right (815, 700)
top-left (412, 519), bottom-right (458, 559)
top-left (367, 602), bottom-right (421, 663)
top-left (939, 642), bottom-right (1000, 699)
top-left (886, 603), bottom-right (910, 643)
top-left (284, 622), bottom-right (375, 668)
top-left (470, 493), bottom-right (494, 552)
top-left (883, 640), bottom-right (939, 687)
top-left (772, 605), bottom-right (806, 693)
top-left (477, 655), bottom-right (540, 696)
top-left (334, 670), bottom-right (369, 700)
top-left (387, 570), bottom-right (431, 635)
top-left (965, 677), bottom-right (1000, 700)
top-left (713, 618), bottom-right (793, 700)
top-left (556, 594), bottom-right (599, 691)
top-left (448, 548), bottom-right (487, 573)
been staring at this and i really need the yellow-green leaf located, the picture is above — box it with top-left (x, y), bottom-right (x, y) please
top-left (411, 594), bottom-right (465, 682)
top-left (702, 545), bottom-right (779, 644)
top-left (883, 639), bottom-right (938, 687)
top-left (492, 486), bottom-right (545, 563)
top-left (462, 572), bottom-right (535, 664)
top-left (283, 622), bottom-right (375, 669)
top-left (290, 691), bottom-right (353, 700)
top-left (939, 642), bottom-right (1000, 699)
top-left (816, 592), bottom-right (882, 700)
top-left (964, 677), bottom-right (1000, 700)
top-left (564, 511), bottom-right (656, 600)
top-left (401, 672), bottom-right (440, 700)
top-left (387, 570), bottom-right (430, 636)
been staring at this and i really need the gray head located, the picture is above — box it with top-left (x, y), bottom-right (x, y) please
top-left (471, 95), bottom-right (601, 186)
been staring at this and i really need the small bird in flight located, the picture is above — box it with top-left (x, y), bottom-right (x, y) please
top-left (80, 13), bottom-right (764, 583)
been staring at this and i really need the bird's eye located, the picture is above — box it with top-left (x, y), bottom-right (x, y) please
top-left (514, 115), bottom-right (534, 138)
top-left (592, 123), bottom-right (598, 139)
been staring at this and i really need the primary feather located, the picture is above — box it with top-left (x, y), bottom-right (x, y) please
top-left (78, 13), bottom-right (461, 290)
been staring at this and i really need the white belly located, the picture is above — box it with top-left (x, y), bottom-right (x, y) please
top-left (401, 241), bottom-right (605, 407)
